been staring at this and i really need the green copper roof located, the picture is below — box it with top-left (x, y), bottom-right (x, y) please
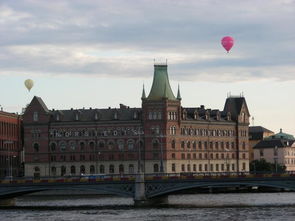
top-left (147, 64), bottom-right (176, 101)
top-left (265, 128), bottom-right (295, 140)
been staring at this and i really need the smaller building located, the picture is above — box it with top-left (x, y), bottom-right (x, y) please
top-left (253, 129), bottom-right (295, 171)
top-left (249, 126), bottom-right (274, 161)
top-left (0, 110), bottom-right (23, 178)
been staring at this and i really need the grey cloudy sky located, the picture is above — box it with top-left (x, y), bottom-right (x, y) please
top-left (0, 0), bottom-right (295, 135)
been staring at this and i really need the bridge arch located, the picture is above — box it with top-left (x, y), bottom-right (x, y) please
top-left (146, 181), bottom-right (295, 198)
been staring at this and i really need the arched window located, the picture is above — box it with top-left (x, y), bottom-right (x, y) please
top-left (50, 142), bottom-right (56, 152)
top-left (118, 140), bottom-right (124, 151)
top-left (59, 141), bottom-right (66, 151)
top-left (89, 141), bottom-right (95, 150)
top-left (79, 141), bottom-right (85, 151)
top-left (127, 140), bottom-right (134, 150)
top-left (33, 143), bottom-right (39, 152)
top-left (90, 165), bottom-right (95, 174)
top-left (61, 166), bottom-right (66, 176)
top-left (152, 139), bottom-right (159, 149)
top-left (99, 165), bottom-right (105, 174)
top-left (128, 164), bottom-right (134, 174)
top-left (108, 140), bottom-right (115, 150)
top-left (171, 140), bottom-right (176, 149)
top-left (109, 164), bottom-right (115, 173)
top-left (98, 141), bottom-right (105, 149)
top-left (33, 112), bottom-right (38, 121)
top-left (153, 164), bottom-right (159, 173)
top-left (69, 141), bottom-right (76, 151)
top-left (80, 165), bottom-right (85, 174)
top-left (71, 166), bottom-right (76, 175)
top-left (119, 164), bottom-right (124, 174)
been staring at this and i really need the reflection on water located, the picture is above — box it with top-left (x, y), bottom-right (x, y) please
top-left (1, 193), bottom-right (295, 221)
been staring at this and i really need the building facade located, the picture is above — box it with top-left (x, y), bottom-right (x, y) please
top-left (0, 110), bottom-right (22, 178)
top-left (249, 126), bottom-right (274, 162)
top-left (23, 64), bottom-right (250, 177)
top-left (253, 129), bottom-right (295, 171)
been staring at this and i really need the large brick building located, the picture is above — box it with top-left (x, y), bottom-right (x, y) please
top-left (23, 64), bottom-right (250, 177)
top-left (0, 110), bottom-right (22, 178)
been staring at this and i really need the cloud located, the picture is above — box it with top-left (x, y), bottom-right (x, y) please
top-left (0, 0), bottom-right (294, 82)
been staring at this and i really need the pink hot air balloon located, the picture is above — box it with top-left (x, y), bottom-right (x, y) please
top-left (221, 36), bottom-right (234, 53)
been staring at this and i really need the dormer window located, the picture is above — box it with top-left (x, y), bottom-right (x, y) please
top-left (227, 112), bottom-right (231, 121)
top-left (133, 111), bottom-right (138, 119)
top-left (56, 114), bottom-right (60, 121)
top-left (33, 112), bottom-right (38, 121)
top-left (75, 113), bottom-right (79, 121)
top-left (194, 112), bottom-right (198, 120)
top-left (94, 112), bottom-right (99, 120)
top-left (114, 112), bottom-right (118, 120)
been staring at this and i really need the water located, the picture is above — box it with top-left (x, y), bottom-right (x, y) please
top-left (2, 193), bottom-right (295, 220)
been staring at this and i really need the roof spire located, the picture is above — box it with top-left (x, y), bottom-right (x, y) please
top-left (147, 64), bottom-right (176, 100)
top-left (177, 84), bottom-right (182, 100)
top-left (141, 84), bottom-right (146, 100)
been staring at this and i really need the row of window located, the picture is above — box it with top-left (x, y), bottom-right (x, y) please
top-left (174, 152), bottom-right (247, 160)
top-left (49, 127), bottom-right (142, 138)
top-left (0, 121), bottom-right (19, 137)
top-left (32, 139), bottom-right (143, 153)
top-left (173, 162), bottom-right (247, 172)
top-left (180, 128), bottom-right (236, 137)
top-left (176, 140), bottom-right (247, 150)
top-left (49, 153), bottom-right (137, 162)
top-left (148, 111), bottom-right (162, 120)
top-left (34, 164), bottom-right (136, 176)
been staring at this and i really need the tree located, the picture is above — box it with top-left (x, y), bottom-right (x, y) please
top-left (250, 159), bottom-right (286, 173)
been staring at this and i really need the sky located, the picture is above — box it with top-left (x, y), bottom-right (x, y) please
top-left (0, 0), bottom-right (294, 135)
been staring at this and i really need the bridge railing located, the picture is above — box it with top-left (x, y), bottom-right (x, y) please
top-left (2, 171), bottom-right (295, 184)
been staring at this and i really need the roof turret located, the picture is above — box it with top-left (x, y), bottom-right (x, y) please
top-left (147, 64), bottom-right (176, 101)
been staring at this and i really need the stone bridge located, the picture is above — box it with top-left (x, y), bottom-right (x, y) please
top-left (1, 173), bottom-right (295, 206)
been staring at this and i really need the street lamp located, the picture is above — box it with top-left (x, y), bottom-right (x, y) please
top-left (159, 134), bottom-right (164, 173)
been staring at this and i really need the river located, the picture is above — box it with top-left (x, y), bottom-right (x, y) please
top-left (1, 192), bottom-right (295, 220)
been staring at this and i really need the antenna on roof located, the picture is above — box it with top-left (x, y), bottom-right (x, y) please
top-left (166, 59), bottom-right (167, 65)
top-left (251, 116), bottom-right (254, 126)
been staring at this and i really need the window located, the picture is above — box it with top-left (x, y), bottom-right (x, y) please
top-left (152, 139), bottom-right (159, 149)
top-left (128, 140), bottom-right (134, 150)
top-left (172, 163), bottom-right (176, 172)
top-left (89, 141), bottom-right (95, 150)
top-left (187, 164), bottom-right (191, 172)
top-left (109, 165), bottom-right (115, 173)
top-left (51, 167), bottom-right (56, 176)
top-left (90, 165), bottom-right (95, 174)
top-left (242, 162), bottom-right (246, 171)
top-left (118, 140), bottom-right (124, 151)
top-left (129, 164), bottom-right (134, 174)
top-left (193, 164), bottom-right (196, 171)
top-left (172, 153), bottom-right (176, 159)
top-left (33, 143), bottom-right (39, 152)
top-left (71, 166), bottom-right (76, 175)
top-left (181, 164), bottom-right (185, 172)
top-left (181, 153), bottom-right (185, 159)
top-left (99, 165), bottom-right (105, 174)
top-left (61, 166), bottom-right (66, 176)
top-left (216, 164), bottom-right (219, 171)
top-left (171, 140), bottom-right (176, 149)
top-left (79, 141), bottom-right (85, 151)
top-left (260, 149), bottom-right (264, 157)
top-left (119, 164), bottom-right (124, 174)
top-left (33, 112), bottom-right (38, 121)
top-left (181, 141), bottom-right (185, 149)
top-left (108, 140), bottom-right (115, 150)
top-left (199, 164), bottom-right (202, 171)
top-left (153, 164), bottom-right (159, 173)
